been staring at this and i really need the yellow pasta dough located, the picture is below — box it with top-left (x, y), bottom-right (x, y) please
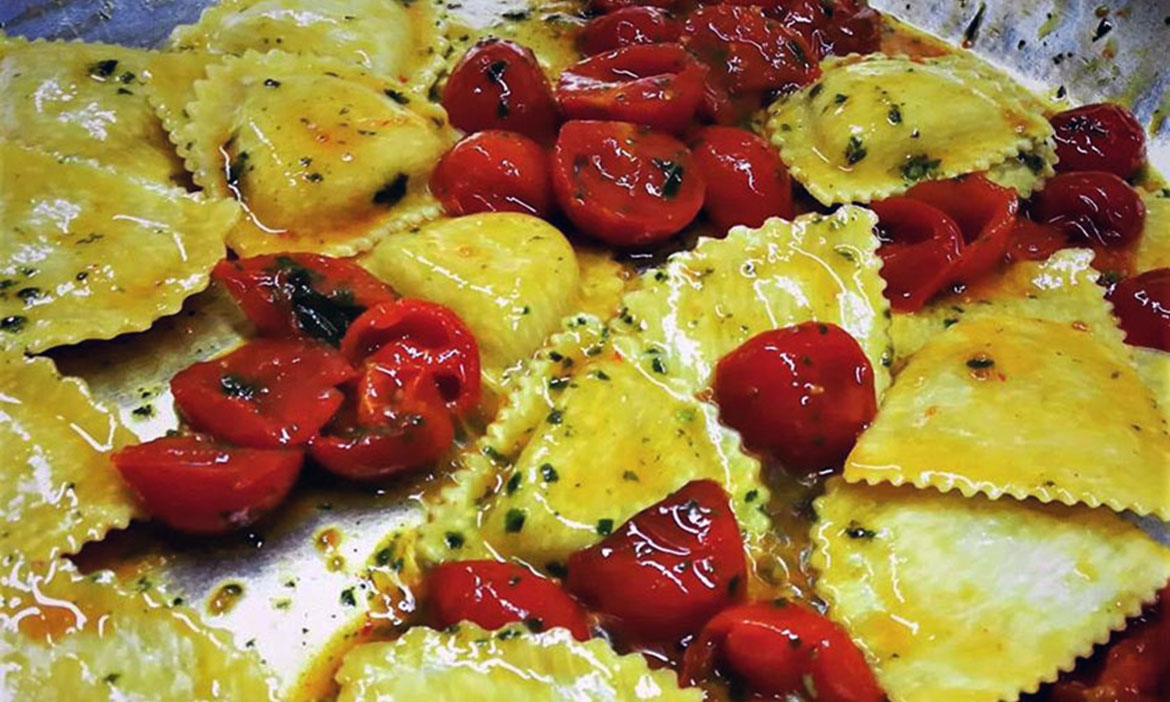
top-left (1134, 189), bottom-right (1170, 273)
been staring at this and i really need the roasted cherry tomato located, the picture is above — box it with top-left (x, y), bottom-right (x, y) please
top-left (681, 601), bottom-right (884, 702)
top-left (171, 339), bottom-right (355, 449)
top-left (427, 560), bottom-right (591, 641)
top-left (871, 197), bottom-right (964, 312)
top-left (566, 480), bottom-right (746, 643)
top-left (430, 130), bottom-right (552, 217)
top-left (1005, 218), bottom-right (1069, 263)
top-left (213, 254), bottom-right (396, 346)
top-left (578, 7), bottom-right (682, 55)
top-left (1050, 103), bottom-right (1146, 180)
top-left (764, 0), bottom-right (883, 60)
top-left (588, 0), bottom-right (679, 14)
top-left (340, 299), bottom-right (481, 415)
top-left (691, 126), bottom-right (795, 232)
top-left (113, 435), bottom-right (302, 535)
top-left (1031, 171), bottom-right (1146, 249)
top-left (442, 38), bottom-right (560, 144)
top-left (698, 79), bottom-right (764, 127)
top-left (713, 322), bottom-right (876, 474)
top-left (551, 120), bottom-right (705, 247)
top-left (557, 44), bottom-right (708, 135)
top-left (1107, 268), bottom-right (1170, 352)
top-left (683, 6), bottom-right (820, 95)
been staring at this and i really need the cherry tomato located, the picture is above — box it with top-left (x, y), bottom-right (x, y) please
top-left (691, 126), bottom-right (795, 232)
top-left (551, 120), bottom-right (705, 247)
top-left (171, 339), bottom-right (355, 449)
top-left (681, 601), bottom-right (884, 702)
top-left (340, 299), bottom-right (482, 415)
top-left (578, 7), bottom-right (682, 55)
top-left (565, 480), bottom-right (746, 643)
top-left (442, 38), bottom-right (560, 144)
top-left (871, 197), bottom-right (964, 312)
top-left (213, 254), bottom-right (396, 346)
top-left (588, 0), bottom-right (680, 14)
top-left (713, 322), bottom-right (876, 474)
top-left (1031, 171), bottom-right (1146, 249)
top-left (764, 0), bottom-right (883, 60)
top-left (430, 131), bottom-right (552, 217)
top-left (113, 435), bottom-right (302, 535)
top-left (1051, 103), bottom-right (1146, 180)
top-left (556, 43), bottom-right (708, 135)
top-left (683, 6), bottom-right (820, 95)
top-left (698, 79), bottom-right (764, 127)
top-left (1107, 268), bottom-right (1170, 352)
top-left (1005, 218), bottom-right (1068, 263)
top-left (427, 560), bottom-right (591, 641)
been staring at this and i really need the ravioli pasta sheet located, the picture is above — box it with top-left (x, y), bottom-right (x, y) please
top-left (812, 479), bottom-right (1170, 702)
top-left (336, 623), bottom-right (701, 702)
top-left (1134, 189), bottom-right (1170, 273)
top-left (766, 53), bottom-right (1054, 204)
top-left (0, 141), bottom-right (236, 353)
top-left (179, 50), bottom-right (447, 256)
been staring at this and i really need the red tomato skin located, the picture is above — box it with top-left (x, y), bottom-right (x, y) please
top-left (171, 339), bottom-right (355, 449)
top-left (691, 126), bottom-right (795, 232)
top-left (1005, 218), bottom-right (1069, 263)
top-left (565, 480), bottom-right (747, 643)
top-left (1031, 171), bottom-right (1146, 249)
top-left (556, 44), bottom-right (708, 135)
top-left (589, 0), bottom-right (680, 14)
top-left (551, 120), bottom-right (705, 247)
top-left (764, 0), bottom-right (883, 60)
top-left (683, 6), bottom-right (820, 95)
top-left (681, 601), bottom-right (883, 702)
top-left (871, 197), bottom-right (964, 312)
top-left (430, 131), bottom-right (552, 217)
top-left (427, 561), bottom-right (591, 641)
top-left (578, 8), bottom-right (682, 55)
top-left (112, 435), bottom-right (302, 535)
top-left (1051, 103), bottom-right (1146, 180)
top-left (1108, 269), bottom-right (1170, 352)
top-left (442, 39), bottom-right (560, 144)
top-left (713, 322), bottom-right (877, 473)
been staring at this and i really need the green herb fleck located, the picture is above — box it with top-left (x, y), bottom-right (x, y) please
top-left (833, 93), bottom-right (848, 104)
top-left (340, 588), bottom-right (357, 607)
top-left (445, 531), bottom-right (465, 549)
top-left (621, 470), bottom-right (639, 482)
top-left (596, 518), bottom-right (614, 536)
top-left (844, 521), bottom-right (877, 539)
top-left (966, 355), bottom-right (995, 370)
top-left (745, 489), bottom-right (759, 503)
top-left (505, 509), bottom-right (526, 533)
top-left (373, 174), bottom-right (409, 207)
top-left (901, 154), bottom-right (941, 182)
top-left (385, 89), bottom-right (411, 105)
top-left (887, 104), bottom-right (902, 124)
top-left (88, 59), bottom-right (119, 79)
top-left (539, 463), bottom-right (559, 482)
top-left (506, 472), bottom-right (521, 495)
top-left (219, 374), bottom-right (257, 400)
top-left (652, 158), bottom-right (685, 199)
top-left (547, 409), bottom-right (563, 425)
top-left (844, 136), bottom-right (867, 165)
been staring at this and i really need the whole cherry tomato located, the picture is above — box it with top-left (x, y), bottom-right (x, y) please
top-left (683, 6), bottom-right (820, 95)
top-left (442, 38), bottom-right (560, 144)
top-left (213, 254), bottom-right (396, 346)
top-left (681, 601), bottom-right (884, 702)
top-left (1031, 171), bottom-right (1146, 249)
top-left (171, 339), bottom-right (355, 449)
top-left (551, 120), bottom-right (705, 247)
top-left (430, 131), bottom-right (552, 218)
top-left (1107, 268), bottom-right (1170, 352)
top-left (691, 125), bottom-right (795, 232)
top-left (871, 197), bottom-right (964, 312)
top-left (427, 560), bottom-right (591, 641)
top-left (1050, 103), bottom-right (1146, 180)
top-left (1005, 218), bottom-right (1068, 263)
top-left (578, 7), bottom-right (682, 56)
top-left (565, 480), bottom-right (746, 643)
top-left (113, 435), bottom-right (302, 535)
top-left (556, 44), bottom-right (708, 135)
top-left (712, 322), bottom-right (876, 473)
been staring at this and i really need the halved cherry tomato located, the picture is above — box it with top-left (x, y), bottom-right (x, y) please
top-left (871, 197), bottom-right (964, 312)
top-left (691, 126), bottom-right (795, 232)
top-left (213, 254), bottom-right (396, 346)
top-left (681, 601), bottom-right (884, 702)
top-left (764, 0), bottom-right (884, 60)
top-left (340, 299), bottom-right (482, 415)
top-left (1031, 171), bottom-right (1146, 249)
top-left (588, 0), bottom-right (680, 14)
top-left (430, 130), bottom-right (552, 217)
top-left (171, 339), bottom-right (355, 449)
top-left (113, 435), bottom-right (302, 535)
top-left (578, 7), bottom-right (682, 55)
top-left (1107, 268), bottom-right (1170, 352)
top-left (1051, 103), bottom-right (1146, 180)
top-left (427, 560), bottom-right (591, 641)
top-left (556, 44), bottom-right (707, 135)
top-left (1005, 218), bottom-right (1068, 263)
top-left (442, 38), bottom-right (560, 144)
top-left (683, 6), bottom-right (820, 95)
top-left (551, 120), bottom-right (705, 247)
top-left (565, 480), bottom-right (746, 643)
top-left (713, 322), bottom-right (876, 474)
top-left (698, 80), bottom-right (764, 127)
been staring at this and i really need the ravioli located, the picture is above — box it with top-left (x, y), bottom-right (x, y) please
top-left (1134, 347), bottom-right (1170, 422)
top-left (0, 141), bottom-right (236, 353)
top-left (1134, 189), bottom-right (1170, 273)
top-left (766, 53), bottom-right (1054, 204)
top-left (179, 51), bottom-right (448, 256)
top-left (142, 50), bottom-right (220, 143)
top-left (812, 479), bottom-right (1170, 702)
top-left (846, 316), bottom-right (1170, 518)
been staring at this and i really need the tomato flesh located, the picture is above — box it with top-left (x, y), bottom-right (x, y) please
top-left (112, 435), bottom-right (302, 535)
top-left (588, 0), bottom-right (680, 14)
top-left (442, 38), bottom-right (560, 144)
top-left (871, 197), bottom-right (964, 312)
top-left (578, 7), bottom-right (682, 55)
top-left (427, 560), bottom-right (591, 641)
top-left (1050, 103), bottom-right (1146, 180)
top-left (430, 130), bottom-right (552, 218)
top-left (1031, 171), bottom-right (1146, 249)
top-left (1107, 268), bottom-right (1170, 352)
top-left (713, 322), bottom-right (877, 474)
top-left (691, 125), bottom-right (795, 232)
top-left (1005, 218), bottom-right (1069, 263)
top-left (683, 6), bottom-right (820, 95)
top-left (767, 0), bottom-right (883, 60)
